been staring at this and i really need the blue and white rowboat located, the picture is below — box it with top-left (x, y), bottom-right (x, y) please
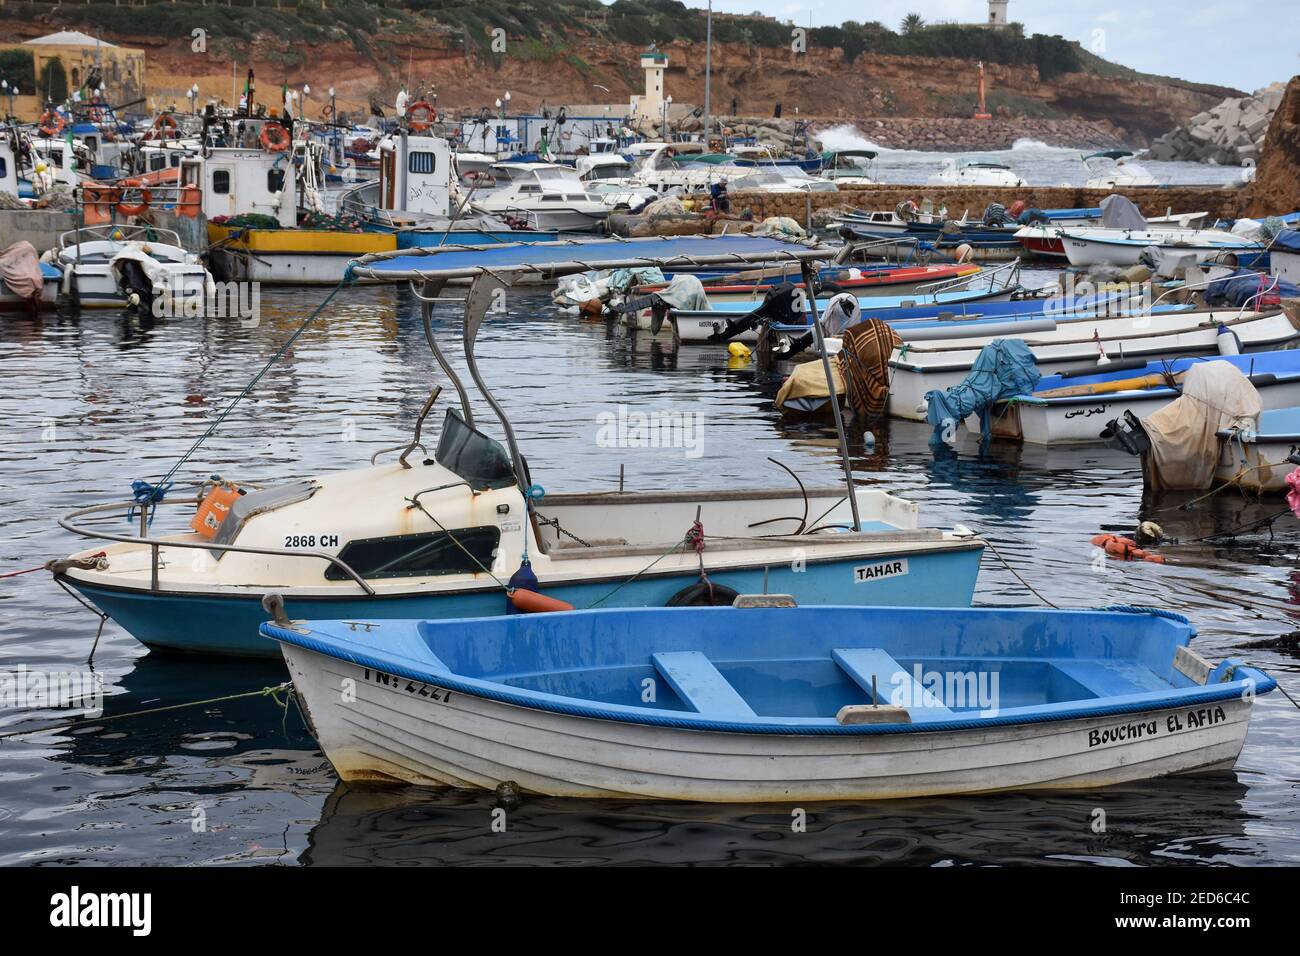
top-left (264, 602), bottom-right (1276, 801)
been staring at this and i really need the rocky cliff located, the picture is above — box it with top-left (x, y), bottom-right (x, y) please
top-left (0, 12), bottom-right (1240, 147)
top-left (1239, 76), bottom-right (1300, 218)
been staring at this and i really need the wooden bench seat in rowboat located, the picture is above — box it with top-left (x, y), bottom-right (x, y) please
top-left (651, 651), bottom-right (756, 717)
top-left (833, 648), bottom-right (955, 715)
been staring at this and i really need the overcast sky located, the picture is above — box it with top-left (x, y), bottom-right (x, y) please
top-left (676, 0), bottom-right (1296, 93)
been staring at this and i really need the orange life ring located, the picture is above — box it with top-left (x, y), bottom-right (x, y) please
top-left (177, 184), bottom-right (202, 218)
top-left (146, 113), bottom-right (179, 140)
top-left (320, 103), bottom-right (334, 119)
top-left (259, 122), bottom-right (291, 152)
top-left (116, 179), bottom-right (152, 217)
top-left (38, 110), bottom-right (65, 138)
top-left (82, 185), bottom-right (122, 221)
top-left (406, 99), bottom-right (435, 133)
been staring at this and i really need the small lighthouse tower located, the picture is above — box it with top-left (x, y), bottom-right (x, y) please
top-left (636, 49), bottom-right (669, 123)
top-left (987, 0), bottom-right (1010, 27)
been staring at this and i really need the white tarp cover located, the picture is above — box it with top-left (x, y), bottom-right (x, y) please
top-left (1142, 360), bottom-right (1262, 490)
top-left (1100, 194), bottom-right (1148, 231)
top-left (0, 240), bottom-right (44, 300)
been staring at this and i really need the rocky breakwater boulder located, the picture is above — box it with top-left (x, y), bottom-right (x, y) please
top-left (1146, 83), bottom-right (1285, 165)
top-left (1239, 76), bottom-right (1300, 218)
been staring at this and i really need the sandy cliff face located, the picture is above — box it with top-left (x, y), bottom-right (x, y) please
top-left (1240, 76), bottom-right (1300, 218)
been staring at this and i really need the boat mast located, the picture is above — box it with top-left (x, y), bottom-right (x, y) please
top-left (703, 1), bottom-right (712, 147)
top-left (800, 260), bottom-right (861, 530)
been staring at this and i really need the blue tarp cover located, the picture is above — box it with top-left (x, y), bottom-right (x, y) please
top-left (925, 339), bottom-right (1041, 445)
top-left (1273, 229), bottom-right (1300, 255)
top-left (1204, 266), bottom-right (1300, 307)
top-left (351, 235), bottom-right (828, 281)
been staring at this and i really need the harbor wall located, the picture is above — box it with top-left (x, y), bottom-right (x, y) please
top-left (145, 208), bottom-right (209, 255)
top-left (726, 185), bottom-right (1247, 229)
top-left (0, 208), bottom-right (79, 255)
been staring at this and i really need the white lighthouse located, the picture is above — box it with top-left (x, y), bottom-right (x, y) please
top-left (634, 49), bottom-right (669, 123)
top-left (987, 0), bottom-right (1010, 27)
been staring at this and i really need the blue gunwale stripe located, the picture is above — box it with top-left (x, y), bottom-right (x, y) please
top-left (263, 614), bottom-right (1274, 738)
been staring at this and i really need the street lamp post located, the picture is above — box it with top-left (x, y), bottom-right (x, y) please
top-left (303, 83), bottom-right (310, 121)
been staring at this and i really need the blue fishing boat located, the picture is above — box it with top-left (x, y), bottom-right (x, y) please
top-left (264, 601), bottom-right (1275, 800)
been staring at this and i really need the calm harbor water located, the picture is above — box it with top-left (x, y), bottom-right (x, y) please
top-left (2, 274), bottom-right (1298, 866)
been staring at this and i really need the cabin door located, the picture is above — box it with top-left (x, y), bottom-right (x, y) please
top-left (382, 149), bottom-right (396, 210)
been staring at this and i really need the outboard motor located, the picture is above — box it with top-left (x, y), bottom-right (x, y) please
top-left (1100, 409), bottom-right (1152, 457)
top-left (116, 259), bottom-right (156, 316)
top-left (704, 282), bottom-right (804, 344)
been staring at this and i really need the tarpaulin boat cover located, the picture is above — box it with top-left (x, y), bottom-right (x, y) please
top-left (1205, 267), bottom-right (1300, 307)
top-left (1142, 361), bottom-right (1262, 490)
top-left (351, 235), bottom-right (827, 281)
top-left (1100, 194), bottom-right (1147, 231)
top-left (655, 274), bottom-right (710, 311)
top-left (0, 240), bottom-right (44, 301)
top-left (925, 339), bottom-right (1041, 444)
top-left (775, 318), bottom-right (900, 417)
top-left (1273, 229), bottom-right (1300, 254)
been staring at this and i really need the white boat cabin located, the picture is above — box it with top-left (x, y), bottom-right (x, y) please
top-left (191, 146), bottom-right (298, 227)
top-left (0, 135), bottom-right (17, 197)
top-left (378, 133), bottom-right (453, 218)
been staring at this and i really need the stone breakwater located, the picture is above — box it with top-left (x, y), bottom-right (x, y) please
top-left (1145, 84), bottom-right (1285, 165)
top-left (832, 118), bottom-right (1132, 152)
top-left (636, 115), bottom-right (1130, 155)
top-left (608, 186), bottom-right (1243, 239)
top-left (729, 185), bottom-right (1243, 226)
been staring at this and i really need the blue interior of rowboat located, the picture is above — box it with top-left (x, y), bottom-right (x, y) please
top-left (263, 605), bottom-right (1275, 734)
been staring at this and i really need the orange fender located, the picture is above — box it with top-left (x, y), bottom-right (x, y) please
top-left (508, 588), bottom-right (575, 614)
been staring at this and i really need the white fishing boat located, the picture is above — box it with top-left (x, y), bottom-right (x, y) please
top-left (991, 353), bottom-right (1300, 445)
top-left (887, 307), bottom-right (1300, 421)
top-left (929, 157), bottom-right (1025, 188)
top-left (1212, 406), bottom-right (1300, 492)
top-left (1081, 150), bottom-right (1160, 189)
top-left (52, 235), bottom-right (985, 658)
top-left (1272, 230), bottom-right (1300, 285)
top-left (1059, 226), bottom-right (1267, 268)
top-left (263, 602), bottom-right (1276, 801)
top-left (474, 163), bottom-right (611, 231)
top-left (51, 224), bottom-right (211, 311)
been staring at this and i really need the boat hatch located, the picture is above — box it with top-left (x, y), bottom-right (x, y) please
top-left (211, 480), bottom-right (319, 557)
top-left (435, 408), bottom-right (518, 490)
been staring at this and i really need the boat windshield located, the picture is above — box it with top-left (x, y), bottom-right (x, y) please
top-left (435, 408), bottom-right (518, 490)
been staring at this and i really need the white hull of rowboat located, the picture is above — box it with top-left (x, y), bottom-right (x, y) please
top-left (281, 642), bottom-right (1256, 802)
top-left (996, 376), bottom-right (1300, 445)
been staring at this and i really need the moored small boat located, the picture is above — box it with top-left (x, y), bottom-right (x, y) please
top-left (1213, 406), bottom-right (1300, 492)
top-left (991, 352), bottom-right (1300, 445)
top-left (264, 602), bottom-right (1276, 801)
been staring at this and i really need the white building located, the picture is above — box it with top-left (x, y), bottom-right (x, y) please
top-left (631, 50), bottom-right (669, 124)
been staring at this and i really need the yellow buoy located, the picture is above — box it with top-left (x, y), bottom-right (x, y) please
top-left (727, 342), bottom-right (751, 359)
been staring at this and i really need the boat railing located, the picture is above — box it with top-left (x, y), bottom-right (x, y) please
top-left (1148, 269), bottom-right (1278, 318)
top-left (839, 235), bottom-right (923, 268)
top-left (58, 497), bottom-right (377, 596)
top-left (58, 221), bottom-right (184, 252)
top-left (915, 257), bottom-right (1021, 298)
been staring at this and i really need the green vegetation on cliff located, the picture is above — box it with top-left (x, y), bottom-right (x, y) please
top-left (0, 0), bottom-right (1172, 87)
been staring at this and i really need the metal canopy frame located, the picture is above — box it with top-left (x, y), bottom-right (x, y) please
top-left (352, 235), bottom-right (860, 521)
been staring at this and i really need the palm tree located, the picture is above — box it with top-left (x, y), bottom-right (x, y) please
top-left (900, 13), bottom-right (925, 35)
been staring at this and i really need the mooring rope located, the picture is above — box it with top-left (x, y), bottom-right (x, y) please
top-left (0, 681), bottom-right (294, 742)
